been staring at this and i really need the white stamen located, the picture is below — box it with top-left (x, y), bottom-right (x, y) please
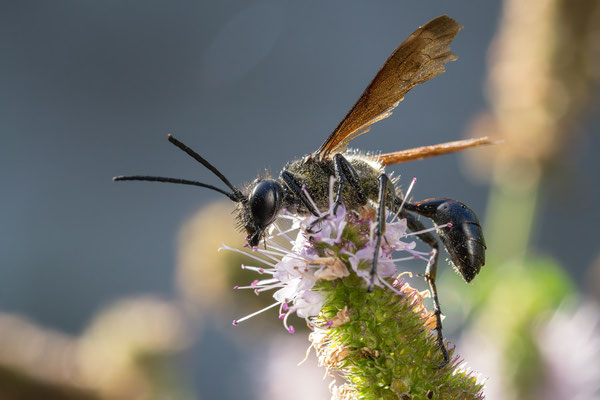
top-left (389, 256), bottom-right (420, 262)
top-left (260, 244), bottom-right (300, 258)
top-left (219, 244), bottom-right (276, 267)
top-left (240, 265), bottom-right (275, 275)
top-left (264, 239), bottom-right (296, 254)
top-left (392, 177), bottom-right (416, 222)
top-left (264, 244), bottom-right (313, 264)
top-left (254, 278), bottom-right (280, 285)
top-left (406, 249), bottom-right (433, 256)
top-left (301, 185), bottom-right (322, 217)
top-left (379, 275), bottom-right (406, 296)
top-left (266, 222), bottom-right (296, 242)
top-left (255, 247), bottom-right (289, 258)
top-left (235, 279), bottom-right (281, 290)
top-left (282, 309), bottom-right (295, 333)
top-left (254, 249), bottom-right (282, 263)
top-left (276, 214), bottom-right (299, 221)
top-left (255, 284), bottom-right (285, 293)
top-left (406, 223), bottom-right (452, 237)
top-left (233, 301), bottom-right (281, 324)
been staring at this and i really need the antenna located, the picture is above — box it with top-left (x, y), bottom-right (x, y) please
top-left (113, 135), bottom-right (245, 203)
top-left (167, 134), bottom-right (242, 199)
top-left (112, 175), bottom-right (239, 202)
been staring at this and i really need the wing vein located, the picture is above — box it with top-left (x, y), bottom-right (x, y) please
top-left (315, 15), bottom-right (462, 159)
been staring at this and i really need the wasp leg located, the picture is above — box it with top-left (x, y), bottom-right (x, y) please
top-left (367, 174), bottom-right (389, 292)
top-left (332, 154), bottom-right (367, 214)
top-left (396, 207), bottom-right (450, 369)
top-left (308, 154), bottom-right (367, 231)
top-left (281, 171), bottom-right (320, 217)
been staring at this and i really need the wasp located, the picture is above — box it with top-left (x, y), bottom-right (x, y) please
top-left (115, 15), bottom-right (490, 367)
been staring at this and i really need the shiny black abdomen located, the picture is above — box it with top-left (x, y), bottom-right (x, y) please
top-left (404, 198), bottom-right (486, 282)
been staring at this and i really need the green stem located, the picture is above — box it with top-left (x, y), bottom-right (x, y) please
top-left (485, 176), bottom-right (540, 261)
top-left (312, 275), bottom-right (484, 399)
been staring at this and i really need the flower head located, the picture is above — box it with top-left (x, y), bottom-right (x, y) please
top-left (220, 178), bottom-right (435, 333)
top-left (221, 178), bottom-right (483, 399)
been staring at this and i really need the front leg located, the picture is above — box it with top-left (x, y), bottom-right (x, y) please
top-left (281, 171), bottom-right (320, 217)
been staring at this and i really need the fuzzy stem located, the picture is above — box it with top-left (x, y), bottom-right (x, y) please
top-left (311, 274), bottom-right (484, 400)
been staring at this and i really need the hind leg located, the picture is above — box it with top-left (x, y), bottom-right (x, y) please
top-left (396, 207), bottom-right (450, 368)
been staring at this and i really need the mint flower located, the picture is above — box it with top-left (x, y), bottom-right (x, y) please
top-left (221, 179), bottom-right (484, 399)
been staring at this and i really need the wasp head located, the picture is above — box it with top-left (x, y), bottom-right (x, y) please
top-left (237, 179), bottom-right (284, 247)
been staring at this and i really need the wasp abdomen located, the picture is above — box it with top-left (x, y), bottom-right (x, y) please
top-left (405, 198), bottom-right (486, 283)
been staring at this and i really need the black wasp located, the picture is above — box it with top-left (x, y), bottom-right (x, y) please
top-left (115, 15), bottom-right (490, 367)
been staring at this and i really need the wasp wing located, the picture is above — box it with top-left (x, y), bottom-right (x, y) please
top-left (370, 137), bottom-right (494, 165)
top-left (316, 15), bottom-right (462, 159)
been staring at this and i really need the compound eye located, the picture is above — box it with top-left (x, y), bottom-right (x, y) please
top-left (249, 180), bottom-right (283, 228)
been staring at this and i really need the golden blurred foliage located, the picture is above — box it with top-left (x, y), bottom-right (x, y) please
top-left (465, 0), bottom-right (600, 189)
top-left (175, 201), bottom-right (245, 313)
top-left (175, 201), bottom-right (297, 330)
top-left (0, 297), bottom-right (192, 400)
top-left (78, 297), bottom-right (191, 400)
top-left (0, 313), bottom-right (92, 399)
top-left (455, 1), bottom-right (600, 398)
top-left (176, 200), bottom-right (325, 338)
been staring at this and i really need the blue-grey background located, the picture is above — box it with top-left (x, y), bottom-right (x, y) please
top-left (1, 1), bottom-right (598, 398)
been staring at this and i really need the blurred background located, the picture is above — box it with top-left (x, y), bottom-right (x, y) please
top-left (1, 1), bottom-right (599, 399)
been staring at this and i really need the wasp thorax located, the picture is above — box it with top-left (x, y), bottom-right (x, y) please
top-left (249, 180), bottom-right (283, 230)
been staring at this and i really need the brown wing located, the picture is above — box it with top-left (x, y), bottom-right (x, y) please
top-left (316, 15), bottom-right (462, 159)
top-left (370, 137), bottom-right (494, 165)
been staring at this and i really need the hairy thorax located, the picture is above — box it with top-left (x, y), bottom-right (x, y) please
top-left (281, 151), bottom-right (396, 215)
